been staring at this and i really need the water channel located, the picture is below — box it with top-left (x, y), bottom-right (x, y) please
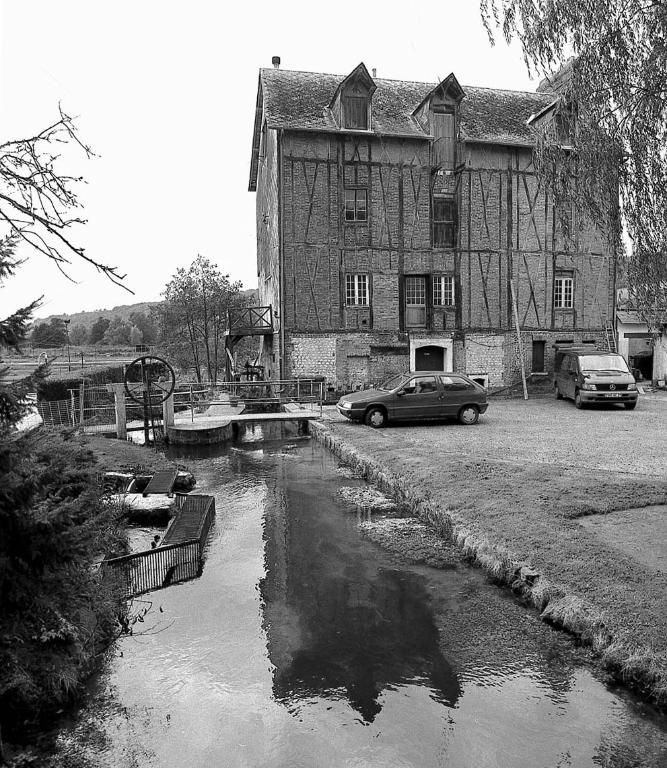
top-left (55, 432), bottom-right (667, 767)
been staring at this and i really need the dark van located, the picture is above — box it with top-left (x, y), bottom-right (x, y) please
top-left (553, 346), bottom-right (638, 410)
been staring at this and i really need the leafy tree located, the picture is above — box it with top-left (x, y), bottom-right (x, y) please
top-left (481, 0), bottom-right (667, 331)
top-left (129, 324), bottom-right (143, 346)
top-left (0, 235), bottom-right (45, 430)
top-left (68, 323), bottom-right (88, 346)
top-left (0, 113), bottom-right (130, 758)
top-left (31, 318), bottom-right (67, 348)
top-left (88, 316), bottom-right (110, 345)
top-left (156, 255), bottom-right (248, 382)
top-left (129, 311), bottom-right (157, 345)
top-left (102, 316), bottom-right (132, 346)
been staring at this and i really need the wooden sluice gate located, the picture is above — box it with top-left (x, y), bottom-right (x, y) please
top-left (103, 494), bottom-right (216, 598)
top-left (142, 468), bottom-right (178, 496)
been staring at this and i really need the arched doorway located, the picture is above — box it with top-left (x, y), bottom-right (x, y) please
top-left (414, 345), bottom-right (445, 371)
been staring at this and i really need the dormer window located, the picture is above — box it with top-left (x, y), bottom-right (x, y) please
top-left (343, 93), bottom-right (369, 130)
top-left (330, 63), bottom-right (376, 132)
top-left (432, 105), bottom-right (456, 168)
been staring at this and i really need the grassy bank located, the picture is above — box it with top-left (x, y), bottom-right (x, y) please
top-left (309, 412), bottom-right (667, 707)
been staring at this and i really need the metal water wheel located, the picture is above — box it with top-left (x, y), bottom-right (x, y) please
top-left (124, 355), bottom-right (176, 443)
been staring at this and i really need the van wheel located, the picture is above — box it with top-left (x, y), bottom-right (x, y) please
top-left (555, 385), bottom-right (563, 400)
top-left (458, 405), bottom-right (480, 425)
top-left (574, 390), bottom-right (584, 409)
top-left (365, 406), bottom-right (387, 428)
top-left (624, 402), bottom-right (637, 410)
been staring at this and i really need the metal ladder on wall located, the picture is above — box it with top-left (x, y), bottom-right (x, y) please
top-left (604, 323), bottom-right (617, 353)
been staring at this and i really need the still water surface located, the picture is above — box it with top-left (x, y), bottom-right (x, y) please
top-left (57, 434), bottom-right (667, 767)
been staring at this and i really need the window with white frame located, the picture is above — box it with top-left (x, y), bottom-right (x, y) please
top-left (346, 274), bottom-right (369, 306)
top-left (433, 275), bottom-right (455, 306)
top-left (554, 272), bottom-right (574, 309)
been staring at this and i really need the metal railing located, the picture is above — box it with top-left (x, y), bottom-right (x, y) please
top-left (103, 493), bottom-right (216, 598)
top-left (172, 378), bottom-right (325, 419)
top-left (103, 540), bottom-right (202, 598)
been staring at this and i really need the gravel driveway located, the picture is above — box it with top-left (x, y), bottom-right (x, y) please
top-left (325, 392), bottom-right (667, 477)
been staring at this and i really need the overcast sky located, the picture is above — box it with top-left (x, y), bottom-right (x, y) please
top-left (0, 0), bottom-right (537, 320)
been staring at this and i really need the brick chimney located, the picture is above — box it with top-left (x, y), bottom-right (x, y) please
top-left (272, 56), bottom-right (281, 69)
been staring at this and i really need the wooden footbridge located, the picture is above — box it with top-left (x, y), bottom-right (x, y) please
top-left (103, 494), bottom-right (216, 598)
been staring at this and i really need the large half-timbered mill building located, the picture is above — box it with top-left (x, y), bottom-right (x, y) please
top-left (247, 59), bottom-right (615, 389)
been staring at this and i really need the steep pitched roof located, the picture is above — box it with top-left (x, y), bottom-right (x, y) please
top-left (249, 67), bottom-right (554, 189)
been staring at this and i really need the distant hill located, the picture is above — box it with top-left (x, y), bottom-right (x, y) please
top-left (33, 288), bottom-right (258, 330)
top-left (35, 302), bottom-right (160, 331)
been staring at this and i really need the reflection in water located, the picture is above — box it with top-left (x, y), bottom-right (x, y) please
top-left (260, 446), bottom-right (460, 722)
top-left (48, 437), bottom-right (667, 768)
top-left (263, 565), bottom-right (460, 722)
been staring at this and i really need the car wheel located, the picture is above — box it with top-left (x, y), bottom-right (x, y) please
top-left (574, 390), bottom-right (584, 409)
top-left (555, 385), bottom-right (563, 400)
top-left (364, 406), bottom-right (387, 428)
top-left (624, 402), bottom-right (637, 410)
top-left (458, 405), bottom-right (479, 425)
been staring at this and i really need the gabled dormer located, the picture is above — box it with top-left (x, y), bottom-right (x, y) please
top-left (329, 63), bottom-right (377, 131)
top-left (412, 73), bottom-right (465, 169)
top-left (527, 98), bottom-right (575, 148)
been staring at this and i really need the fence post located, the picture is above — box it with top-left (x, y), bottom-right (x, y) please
top-left (106, 383), bottom-right (127, 440)
top-left (79, 381), bottom-right (85, 427)
top-left (163, 392), bottom-right (175, 429)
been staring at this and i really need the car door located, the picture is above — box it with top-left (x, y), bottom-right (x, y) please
top-left (394, 375), bottom-right (440, 421)
top-left (439, 375), bottom-right (473, 416)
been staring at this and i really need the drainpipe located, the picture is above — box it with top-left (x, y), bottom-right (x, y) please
top-left (278, 128), bottom-right (285, 379)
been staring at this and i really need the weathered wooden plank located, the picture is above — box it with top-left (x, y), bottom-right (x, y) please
top-left (142, 469), bottom-right (179, 497)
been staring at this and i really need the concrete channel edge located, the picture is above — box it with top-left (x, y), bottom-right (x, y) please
top-left (307, 419), bottom-right (667, 708)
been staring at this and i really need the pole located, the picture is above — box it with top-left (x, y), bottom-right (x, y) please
top-left (141, 359), bottom-right (150, 444)
top-left (510, 278), bottom-right (528, 401)
top-left (63, 318), bottom-right (71, 371)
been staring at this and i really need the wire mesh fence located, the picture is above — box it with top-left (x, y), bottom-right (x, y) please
top-left (36, 397), bottom-right (79, 427)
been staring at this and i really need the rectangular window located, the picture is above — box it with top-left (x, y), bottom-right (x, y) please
top-left (405, 275), bottom-right (426, 327)
top-left (433, 275), bottom-right (455, 306)
top-left (432, 106), bottom-right (456, 168)
top-left (343, 95), bottom-right (368, 130)
top-left (346, 274), bottom-right (368, 306)
top-left (554, 272), bottom-right (574, 309)
top-left (345, 188), bottom-right (367, 222)
top-left (433, 197), bottom-right (456, 247)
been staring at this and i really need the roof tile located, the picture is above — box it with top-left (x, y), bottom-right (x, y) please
top-left (259, 68), bottom-right (554, 145)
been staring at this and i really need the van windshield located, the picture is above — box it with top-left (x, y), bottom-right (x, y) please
top-left (580, 355), bottom-right (630, 373)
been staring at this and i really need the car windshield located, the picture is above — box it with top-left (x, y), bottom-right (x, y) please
top-left (378, 374), bottom-right (407, 391)
top-left (580, 355), bottom-right (630, 373)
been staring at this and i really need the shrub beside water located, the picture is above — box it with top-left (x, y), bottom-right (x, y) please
top-left (35, 365), bottom-right (127, 401)
top-left (0, 427), bottom-right (127, 749)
